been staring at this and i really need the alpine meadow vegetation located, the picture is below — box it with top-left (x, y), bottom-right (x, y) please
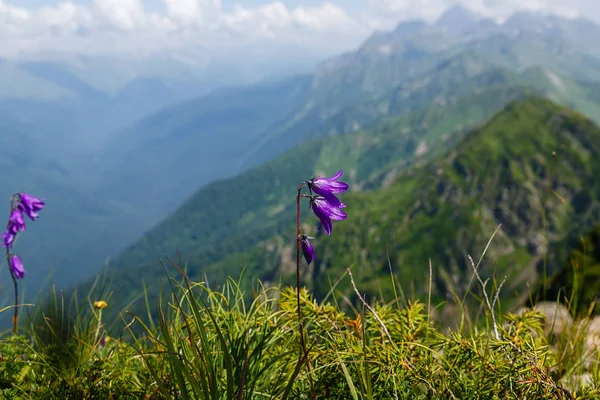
top-left (3, 114), bottom-right (600, 398)
top-left (1, 168), bottom-right (600, 400)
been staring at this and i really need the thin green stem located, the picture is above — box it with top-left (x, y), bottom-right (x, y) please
top-left (8, 255), bottom-right (18, 335)
top-left (5, 195), bottom-right (19, 334)
top-left (296, 184), bottom-right (315, 399)
top-left (94, 310), bottom-right (103, 343)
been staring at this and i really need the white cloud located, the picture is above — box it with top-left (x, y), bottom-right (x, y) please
top-left (93, 0), bottom-right (146, 30)
top-left (0, 0), bottom-right (30, 35)
top-left (1, 0), bottom-right (600, 77)
top-left (291, 3), bottom-right (357, 31)
top-left (222, 2), bottom-right (360, 40)
top-left (366, 0), bottom-right (596, 26)
top-left (162, 0), bottom-right (222, 25)
top-left (0, 0), bottom-right (365, 63)
top-left (0, 0), bottom-right (29, 20)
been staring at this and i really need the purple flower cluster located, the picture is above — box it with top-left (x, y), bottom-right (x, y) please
top-left (3, 193), bottom-right (45, 279)
top-left (301, 170), bottom-right (349, 265)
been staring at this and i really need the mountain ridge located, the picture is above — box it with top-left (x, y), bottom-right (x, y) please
top-left (74, 93), bottom-right (597, 315)
top-left (196, 98), bottom-right (600, 312)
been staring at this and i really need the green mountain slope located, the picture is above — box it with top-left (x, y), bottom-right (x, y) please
top-left (535, 223), bottom-right (600, 317)
top-left (88, 98), bottom-right (600, 317)
top-left (70, 87), bottom-right (525, 309)
top-left (113, 63), bottom-right (600, 273)
top-left (0, 120), bottom-right (148, 299)
top-left (238, 98), bottom-right (600, 307)
top-left (302, 64), bottom-right (600, 143)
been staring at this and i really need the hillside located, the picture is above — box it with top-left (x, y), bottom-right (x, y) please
top-left (248, 98), bottom-right (600, 308)
top-left (112, 85), bottom-right (540, 263)
top-left (0, 119), bottom-right (149, 298)
top-left (95, 76), bottom-right (311, 215)
top-left (536, 223), bottom-right (600, 317)
top-left (87, 98), bottom-right (600, 318)
top-left (94, 59), bottom-right (600, 219)
top-left (12, 8), bottom-right (600, 312)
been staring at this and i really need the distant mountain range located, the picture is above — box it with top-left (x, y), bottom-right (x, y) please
top-left (95, 6), bottom-right (600, 216)
top-left (5, 6), bottom-right (600, 311)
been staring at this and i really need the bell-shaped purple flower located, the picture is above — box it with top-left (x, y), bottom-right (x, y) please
top-left (9, 254), bottom-right (25, 279)
top-left (307, 169), bottom-right (349, 208)
top-left (301, 234), bottom-right (316, 265)
top-left (18, 193), bottom-right (45, 221)
top-left (310, 196), bottom-right (347, 235)
top-left (8, 209), bottom-right (25, 234)
top-left (2, 230), bottom-right (15, 248)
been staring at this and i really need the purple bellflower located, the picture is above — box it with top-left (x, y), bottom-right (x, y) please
top-left (3, 194), bottom-right (44, 248)
top-left (2, 192), bottom-right (45, 271)
top-left (310, 196), bottom-right (347, 235)
top-left (2, 230), bottom-right (15, 248)
top-left (2, 209), bottom-right (25, 248)
top-left (8, 209), bottom-right (25, 234)
top-left (3, 192), bottom-right (43, 333)
top-left (307, 169), bottom-right (349, 208)
top-left (9, 254), bottom-right (25, 279)
top-left (18, 193), bottom-right (45, 221)
top-left (301, 234), bottom-right (316, 265)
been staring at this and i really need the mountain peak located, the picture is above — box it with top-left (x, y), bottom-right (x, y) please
top-left (435, 4), bottom-right (480, 30)
top-left (392, 20), bottom-right (427, 36)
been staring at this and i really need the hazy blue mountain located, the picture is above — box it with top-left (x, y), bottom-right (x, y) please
top-left (0, 119), bottom-right (149, 300)
top-left (95, 75), bottom-right (312, 215)
top-left (0, 61), bottom-right (217, 151)
top-left (434, 4), bottom-right (481, 33)
top-left (19, 62), bottom-right (108, 103)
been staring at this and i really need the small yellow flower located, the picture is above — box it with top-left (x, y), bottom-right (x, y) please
top-left (94, 300), bottom-right (108, 310)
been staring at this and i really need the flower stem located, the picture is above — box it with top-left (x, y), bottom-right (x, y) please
top-left (296, 185), bottom-right (315, 399)
top-left (5, 196), bottom-right (19, 335)
top-left (7, 253), bottom-right (18, 335)
top-left (94, 310), bottom-right (103, 344)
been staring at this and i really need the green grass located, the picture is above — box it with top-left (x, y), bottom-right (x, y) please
top-left (1, 254), bottom-right (600, 399)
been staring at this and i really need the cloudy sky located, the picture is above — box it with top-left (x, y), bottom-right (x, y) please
top-left (0, 0), bottom-right (595, 83)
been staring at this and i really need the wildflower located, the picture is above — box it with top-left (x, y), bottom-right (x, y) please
top-left (18, 193), bottom-right (45, 221)
top-left (310, 196), bottom-right (347, 235)
top-left (8, 209), bottom-right (25, 234)
top-left (2, 230), bottom-right (15, 248)
top-left (301, 234), bottom-right (316, 265)
top-left (100, 335), bottom-right (111, 347)
top-left (307, 169), bottom-right (348, 208)
top-left (94, 300), bottom-right (108, 310)
top-left (9, 255), bottom-right (25, 279)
